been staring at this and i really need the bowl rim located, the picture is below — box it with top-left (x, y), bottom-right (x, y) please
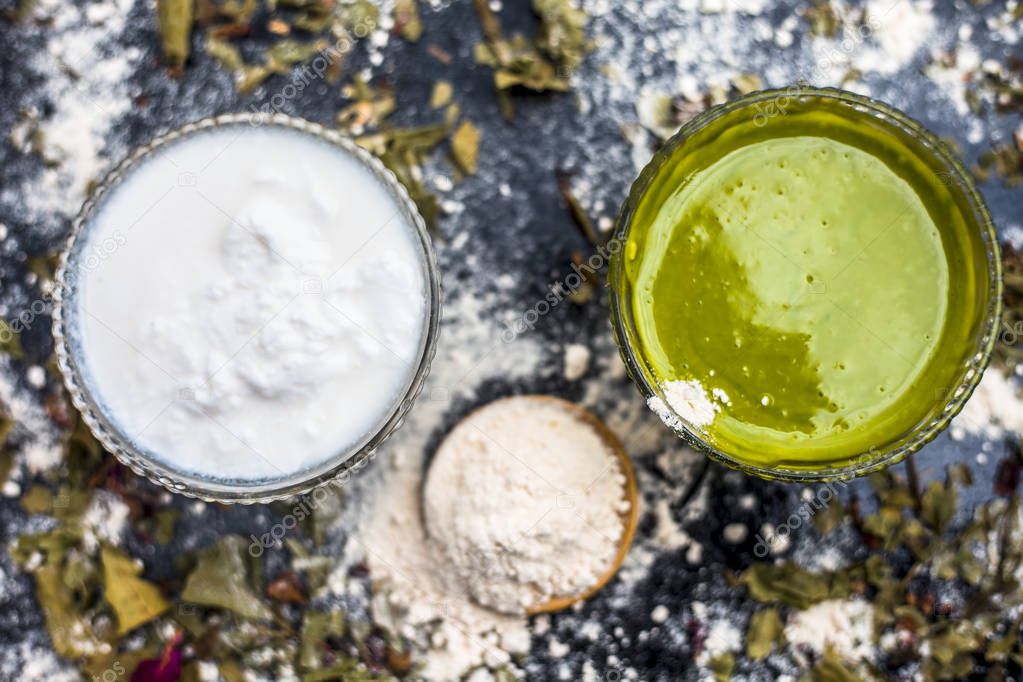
top-left (607, 85), bottom-right (1004, 483)
top-left (52, 112), bottom-right (442, 503)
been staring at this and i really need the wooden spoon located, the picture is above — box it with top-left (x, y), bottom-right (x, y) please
top-left (520, 396), bottom-right (639, 615)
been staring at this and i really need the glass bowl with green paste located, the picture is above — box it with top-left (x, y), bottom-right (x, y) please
top-left (609, 87), bottom-right (1002, 482)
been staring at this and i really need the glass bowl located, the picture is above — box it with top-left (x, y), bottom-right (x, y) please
top-left (608, 87), bottom-right (1003, 482)
top-left (52, 113), bottom-right (442, 503)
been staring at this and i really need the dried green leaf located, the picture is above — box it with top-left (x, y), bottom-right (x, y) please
top-left (35, 563), bottom-right (108, 658)
top-left (393, 0), bottom-right (422, 42)
top-left (739, 563), bottom-right (830, 609)
top-left (0, 320), bottom-right (24, 359)
top-left (708, 652), bottom-right (734, 682)
top-left (101, 545), bottom-right (170, 635)
top-left (430, 80), bottom-right (453, 109)
top-left (181, 535), bottom-right (275, 621)
top-left (921, 479), bottom-right (957, 533)
top-left (300, 610), bottom-right (346, 669)
top-left (533, 0), bottom-right (589, 70)
top-left (804, 0), bottom-right (842, 38)
top-left (451, 120), bottom-right (481, 175)
top-left (157, 0), bottom-right (195, 70)
top-left (207, 36), bottom-right (245, 71)
top-left (747, 607), bottom-right (784, 660)
top-left (20, 485), bottom-right (54, 514)
top-left (808, 647), bottom-right (863, 681)
top-left (731, 73), bottom-right (762, 95)
top-left (266, 39), bottom-right (327, 70)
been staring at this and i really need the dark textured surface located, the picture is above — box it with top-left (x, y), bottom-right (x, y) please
top-left (0, 1), bottom-right (1021, 680)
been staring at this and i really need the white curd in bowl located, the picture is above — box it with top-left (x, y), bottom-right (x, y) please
top-left (61, 119), bottom-right (433, 485)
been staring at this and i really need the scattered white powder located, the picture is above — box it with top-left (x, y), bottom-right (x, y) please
top-left (25, 366), bottom-right (46, 390)
top-left (6, 0), bottom-right (141, 232)
top-left (855, 0), bottom-right (936, 75)
top-left (785, 599), bottom-right (876, 665)
top-left (423, 396), bottom-right (629, 615)
top-left (951, 369), bottom-right (1023, 441)
top-left (0, 364), bottom-right (64, 475)
top-left (0, 642), bottom-right (78, 682)
top-left (81, 489), bottom-right (131, 552)
top-left (650, 379), bottom-right (720, 432)
top-left (697, 618), bottom-right (742, 664)
top-left (722, 522), bottom-right (748, 544)
top-left (563, 343), bottom-right (592, 381)
top-left (355, 284), bottom-right (548, 680)
top-left (652, 498), bottom-right (690, 551)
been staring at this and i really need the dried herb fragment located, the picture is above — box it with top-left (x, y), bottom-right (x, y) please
top-left (338, 78), bottom-right (396, 133)
top-left (0, 319), bottom-right (24, 359)
top-left (157, 0), bottom-right (195, 71)
top-left (974, 133), bottom-right (1023, 188)
top-left (393, 0), bottom-right (422, 42)
top-left (997, 243), bottom-right (1023, 372)
top-left (181, 535), bottom-right (275, 621)
top-left (267, 570), bottom-right (306, 604)
top-left (357, 123), bottom-right (451, 230)
top-left (299, 610), bottom-right (347, 669)
top-left (707, 652), bottom-right (734, 682)
top-left (532, 0), bottom-right (589, 71)
top-left (738, 563), bottom-right (832, 609)
top-left (803, 0), bottom-right (842, 38)
top-left (808, 647), bottom-right (862, 681)
top-left (101, 545), bottom-right (171, 635)
top-left (471, 0), bottom-right (584, 117)
top-left (451, 120), bottom-right (481, 175)
top-left (430, 80), bottom-right (453, 109)
top-left (746, 607), bottom-right (784, 660)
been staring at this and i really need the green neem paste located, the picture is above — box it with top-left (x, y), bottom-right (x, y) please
top-left (612, 90), bottom-right (999, 475)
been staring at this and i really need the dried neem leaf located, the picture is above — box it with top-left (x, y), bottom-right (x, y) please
top-left (451, 120), bottom-right (481, 175)
top-left (804, 0), bottom-right (842, 38)
top-left (746, 607), bottom-right (784, 660)
top-left (35, 562), bottom-right (109, 659)
top-left (357, 123), bottom-right (450, 230)
top-left (101, 545), bottom-right (170, 635)
top-left (393, 0), bottom-right (422, 42)
top-left (181, 535), bottom-right (275, 621)
top-left (338, 78), bottom-right (396, 133)
top-left (533, 0), bottom-right (589, 70)
top-left (430, 80), bottom-right (453, 108)
top-left (339, 0), bottom-right (380, 37)
top-left (157, 0), bottom-right (195, 70)
top-left (207, 36), bottom-right (245, 71)
top-left (707, 652), bottom-right (734, 682)
top-left (20, 484), bottom-right (54, 514)
top-left (921, 479), bottom-right (957, 534)
top-left (471, 0), bottom-right (578, 117)
top-left (808, 647), bottom-right (863, 681)
top-left (299, 610), bottom-right (346, 669)
top-left (738, 563), bottom-right (831, 609)
top-left (196, 0), bottom-right (258, 28)
top-left (997, 243), bottom-right (1023, 371)
top-left (731, 73), bottom-right (762, 95)
top-left (974, 136), bottom-right (1023, 188)
top-left (0, 319), bottom-right (24, 359)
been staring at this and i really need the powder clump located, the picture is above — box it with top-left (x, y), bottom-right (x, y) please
top-left (423, 397), bottom-right (630, 615)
